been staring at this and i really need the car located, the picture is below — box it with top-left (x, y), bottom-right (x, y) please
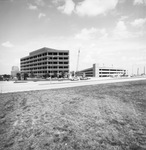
top-left (70, 77), bottom-right (79, 81)
top-left (80, 77), bottom-right (89, 80)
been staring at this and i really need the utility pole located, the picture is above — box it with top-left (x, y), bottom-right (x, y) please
top-left (76, 49), bottom-right (80, 73)
top-left (144, 66), bottom-right (145, 75)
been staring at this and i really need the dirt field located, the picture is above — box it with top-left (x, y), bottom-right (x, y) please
top-left (0, 80), bottom-right (146, 150)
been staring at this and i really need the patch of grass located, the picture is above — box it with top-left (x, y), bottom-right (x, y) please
top-left (0, 80), bottom-right (146, 150)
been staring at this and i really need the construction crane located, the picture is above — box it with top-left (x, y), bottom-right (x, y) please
top-left (76, 49), bottom-right (80, 73)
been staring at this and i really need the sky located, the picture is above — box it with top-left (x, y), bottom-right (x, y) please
top-left (0, 0), bottom-right (146, 75)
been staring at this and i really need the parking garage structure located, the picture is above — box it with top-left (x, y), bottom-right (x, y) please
top-left (76, 63), bottom-right (126, 77)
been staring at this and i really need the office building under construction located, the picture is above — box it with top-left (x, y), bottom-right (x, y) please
top-left (20, 47), bottom-right (69, 77)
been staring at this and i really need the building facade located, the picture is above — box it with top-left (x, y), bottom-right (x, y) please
top-left (20, 47), bottom-right (69, 77)
top-left (11, 66), bottom-right (20, 77)
top-left (76, 63), bottom-right (126, 77)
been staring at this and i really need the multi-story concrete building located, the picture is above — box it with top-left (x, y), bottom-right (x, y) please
top-left (76, 63), bottom-right (126, 77)
top-left (20, 47), bottom-right (69, 77)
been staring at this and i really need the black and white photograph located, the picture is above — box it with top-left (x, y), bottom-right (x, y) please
top-left (0, 0), bottom-right (146, 149)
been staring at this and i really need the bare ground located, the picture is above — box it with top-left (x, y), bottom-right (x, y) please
top-left (0, 80), bottom-right (146, 150)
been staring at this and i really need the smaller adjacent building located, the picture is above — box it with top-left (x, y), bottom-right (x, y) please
top-left (76, 63), bottom-right (126, 78)
top-left (11, 66), bottom-right (20, 77)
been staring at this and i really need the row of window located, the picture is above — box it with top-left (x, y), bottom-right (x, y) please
top-left (99, 69), bottom-right (125, 71)
top-left (21, 64), bottom-right (69, 68)
top-left (21, 53), bottom-right (69, 61)
top-left (22, 71), bottom-right (69, 74)
top-left (22, 66), bottom-right (69, 70)
top-left (21, 57), bottom-right (69, 64)
top-left (21, 61), bottom-right (69, 66)
top-left (99, 72), bottom-right (124, 74)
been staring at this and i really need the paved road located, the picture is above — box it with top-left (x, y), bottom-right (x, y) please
top-left (0, 77), bottom-right (146, 93)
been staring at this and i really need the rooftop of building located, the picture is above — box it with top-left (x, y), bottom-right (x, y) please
top-left (30, 47), bottom-right (69, 56)
top-left (21, 47), bottom-right (69, 60)
top-left (76, 63), bottom-right (126, 73)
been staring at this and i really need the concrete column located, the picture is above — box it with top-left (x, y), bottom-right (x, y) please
top-left (93, 63), bottom-right (99, 77)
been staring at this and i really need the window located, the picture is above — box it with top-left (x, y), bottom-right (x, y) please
top-left (64, 66), bottom-right (68, 69)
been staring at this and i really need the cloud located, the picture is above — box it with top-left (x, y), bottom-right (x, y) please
top-left (1, 41), bottom-right (14, 48)
top-left (131, 18), bottom-right (146, 27)
top-left (112, 20), bottom-right (144, 40)
top-left (54, 0), bottom-right (119, 16)
top-left (52, 0), bottom-right (62, 4)
top-left (82, 54), bottom-right (96, 64)
top-left (75, 27), bottom-right (108, 40)
top-left (119, 16), bottom-right (129, 21)
top-left (133, 0), bottom-right (146, 5)
top-left (34, 0), bottom-right (45, 6)
top-left (113, 21), bottom-right (132, 39)
top-left (28, 3), bottom-right (38, 10)
top-left (57, 0), bottom-right (75, 15)
top-left (74, 20), bottom-right (144, 43)
top-left (75, 0), bottom-right (118, 16)
top-left (118, 0), bottom-right (126, 3)
top-left (38, 13), bottom-right (46, 18)
top-left (74, 27), bottom-right (98, 40)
